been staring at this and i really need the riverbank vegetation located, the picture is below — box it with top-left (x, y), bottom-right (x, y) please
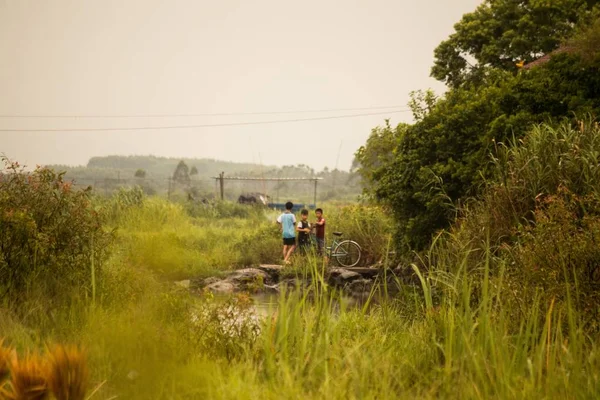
top-left (3, 1), bottom-right (600, 398)
top-left (2, 118), bottom-right (600, 398)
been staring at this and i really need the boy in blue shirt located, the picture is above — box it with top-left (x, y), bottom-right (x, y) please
top-left (277, 201), bottom-right (296, 264)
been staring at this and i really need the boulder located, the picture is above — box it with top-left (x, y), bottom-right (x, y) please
top-left (345, 267), bottom-right (380, 278)
top-left (328, 268), bottom-right (362, 287)
top-left (228, 268), bottom-right (271, 285)
top-left (348, 278), bottom-right (373, 294)
top-left (202, 276), bottom-right (221, 286)
top-left (205, 280), bottom-right (237, 294)
top-left (257, 264), bottom-right (284, 278)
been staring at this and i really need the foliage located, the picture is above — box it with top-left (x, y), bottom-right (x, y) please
top-left (353, 121), bottom-right (408, 198)
top-left (366, 50), bottom-right (600, 253)
top-left (567, 16), bottom-right (600, 62)
top-left (190, 293), bottom-right (261, 361)
top-left (235, 223), bottom-right (281, 266)
top-left (431, 0), bottom-right (600, 88)
top-left (86, 155), bottom-right (267, 178)
top-left (513, 193), bottom-right (600, 328)
top-left (492, 119), bottom-right (600, 210)
top-left (133, 169), bottom-right (146, 178)
top-left (1, 159), bottom-right (600, 398)
top-left (52, 156), bottom-right (363, 203)
top-left (0, 340), bottom-right (90, 400)
top-left (172, 160), bottom-right (190, 185)
top-left (420, 120), bottom-right (600, 329)
top-left (104, 186), bottom-right (145, 222)
top-left (185, 200), bottom-right (262, 219)
top-left (407, 89), bottom-right (438, 122)
top-left (491, 121), bottom-right (600, 325)
top-left (0, 157), bottom-right (111, 301)
top-left (356, 6), bottom-right (600, 254)
top-left (325, 205), bottom-right (394, 266)
top-left (3, 254), bottom-right (600, 399)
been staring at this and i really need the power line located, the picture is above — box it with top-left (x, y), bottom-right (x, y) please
top-left (0, 105), bottom-right (408, 119)
top-left (0, 110), bottom-right (409, 132)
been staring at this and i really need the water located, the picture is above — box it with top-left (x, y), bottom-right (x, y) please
top-left (251, 293), bottom-right (280, 317)
top-left (249, 290), bottom-right (380, 317)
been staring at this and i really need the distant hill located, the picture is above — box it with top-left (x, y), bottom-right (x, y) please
top-left (85, 155), bottom-right (273, 179)
top-left (47, 155), bottom-right (362, 203)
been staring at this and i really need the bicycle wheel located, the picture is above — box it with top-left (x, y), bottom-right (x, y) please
top-left (332, 240), bottom-right (361, 267)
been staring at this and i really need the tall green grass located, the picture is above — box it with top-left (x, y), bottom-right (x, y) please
top-left (85, 253), bottom-right (600, 398)
top-left (1, 170), bottom-right (600, 398)
top-left (108, 197), bottom-right (281, 279)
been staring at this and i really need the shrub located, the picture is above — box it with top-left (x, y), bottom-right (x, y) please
top-left (235, 222), bottom-right (281, 266)
top-left (326, 205), bottom-right (394, 266)
top-left (440, 118), bottom-right (600, 270)
top-left (0, 158), bottom-right (111, 301)
top-left (422, 119), bottom-right (600, 327)
top-left (512, 192), bottom-right (600, 329)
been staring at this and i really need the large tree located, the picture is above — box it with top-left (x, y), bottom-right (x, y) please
top-left (431, 0), bottom-right (599, 88)
top-left (173, 160), bottom-right (190, 185)
top-left (365, 50), bottom-right (600, 252)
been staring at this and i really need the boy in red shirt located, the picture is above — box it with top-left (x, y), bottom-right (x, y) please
top-left (313, 208), bottom-right (326, 256)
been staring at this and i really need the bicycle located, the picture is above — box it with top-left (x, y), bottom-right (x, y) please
top-left (311, 231), bottom-right (362, 268)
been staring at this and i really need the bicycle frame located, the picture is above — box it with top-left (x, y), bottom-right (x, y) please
top-left (309, 234), bottom-right (362, 267)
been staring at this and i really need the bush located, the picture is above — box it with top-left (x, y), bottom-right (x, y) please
top-left (0, 158), bottom-right (111, 301)
top-left (440, 118), bottom-right (600, 269)
top-left (326, 205), bottom-right (394, 266)
top-left (422, 119), bottom-right (600, 327)
top-left (512, 192), bottom-right (600, 329)
top-left (235, 222), bottom-right (281, 266)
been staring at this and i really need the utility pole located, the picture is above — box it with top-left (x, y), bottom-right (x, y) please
top-left (219, 172), bottom-right (225, 201)
top-left (313, 179), bottom-right (318, 208)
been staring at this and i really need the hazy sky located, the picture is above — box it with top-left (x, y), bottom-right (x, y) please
top-left (0, 0), bottom-right (481, 172)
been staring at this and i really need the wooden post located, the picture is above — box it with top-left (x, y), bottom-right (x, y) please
top-left (313, 179), bottom-right (318, 208)
top-left (219, 172), bottom-right (225, 201)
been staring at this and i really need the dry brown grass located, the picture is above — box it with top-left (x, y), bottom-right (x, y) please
top-left (0, 340), bottom-right (15, 400)
top-left (7, 353), bottom-right (48, 400)
top-left (44, 345), bottom-right (89, 400)
top-left (0, 340), bottom-right (13, 382)
top-left (0, 340), bottom-right (88, 400)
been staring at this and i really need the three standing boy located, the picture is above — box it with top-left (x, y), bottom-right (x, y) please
top-left (277, 203), bottom-right (326, 263)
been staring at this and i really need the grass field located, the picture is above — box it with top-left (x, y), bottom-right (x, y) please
top-left (1, 195), bottom-right (599, 399)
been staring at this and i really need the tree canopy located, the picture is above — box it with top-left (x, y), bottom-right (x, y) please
top-left (431, 0), bottom-right (600, 88)
top-left (357, 13), bottom-right (600, 254)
